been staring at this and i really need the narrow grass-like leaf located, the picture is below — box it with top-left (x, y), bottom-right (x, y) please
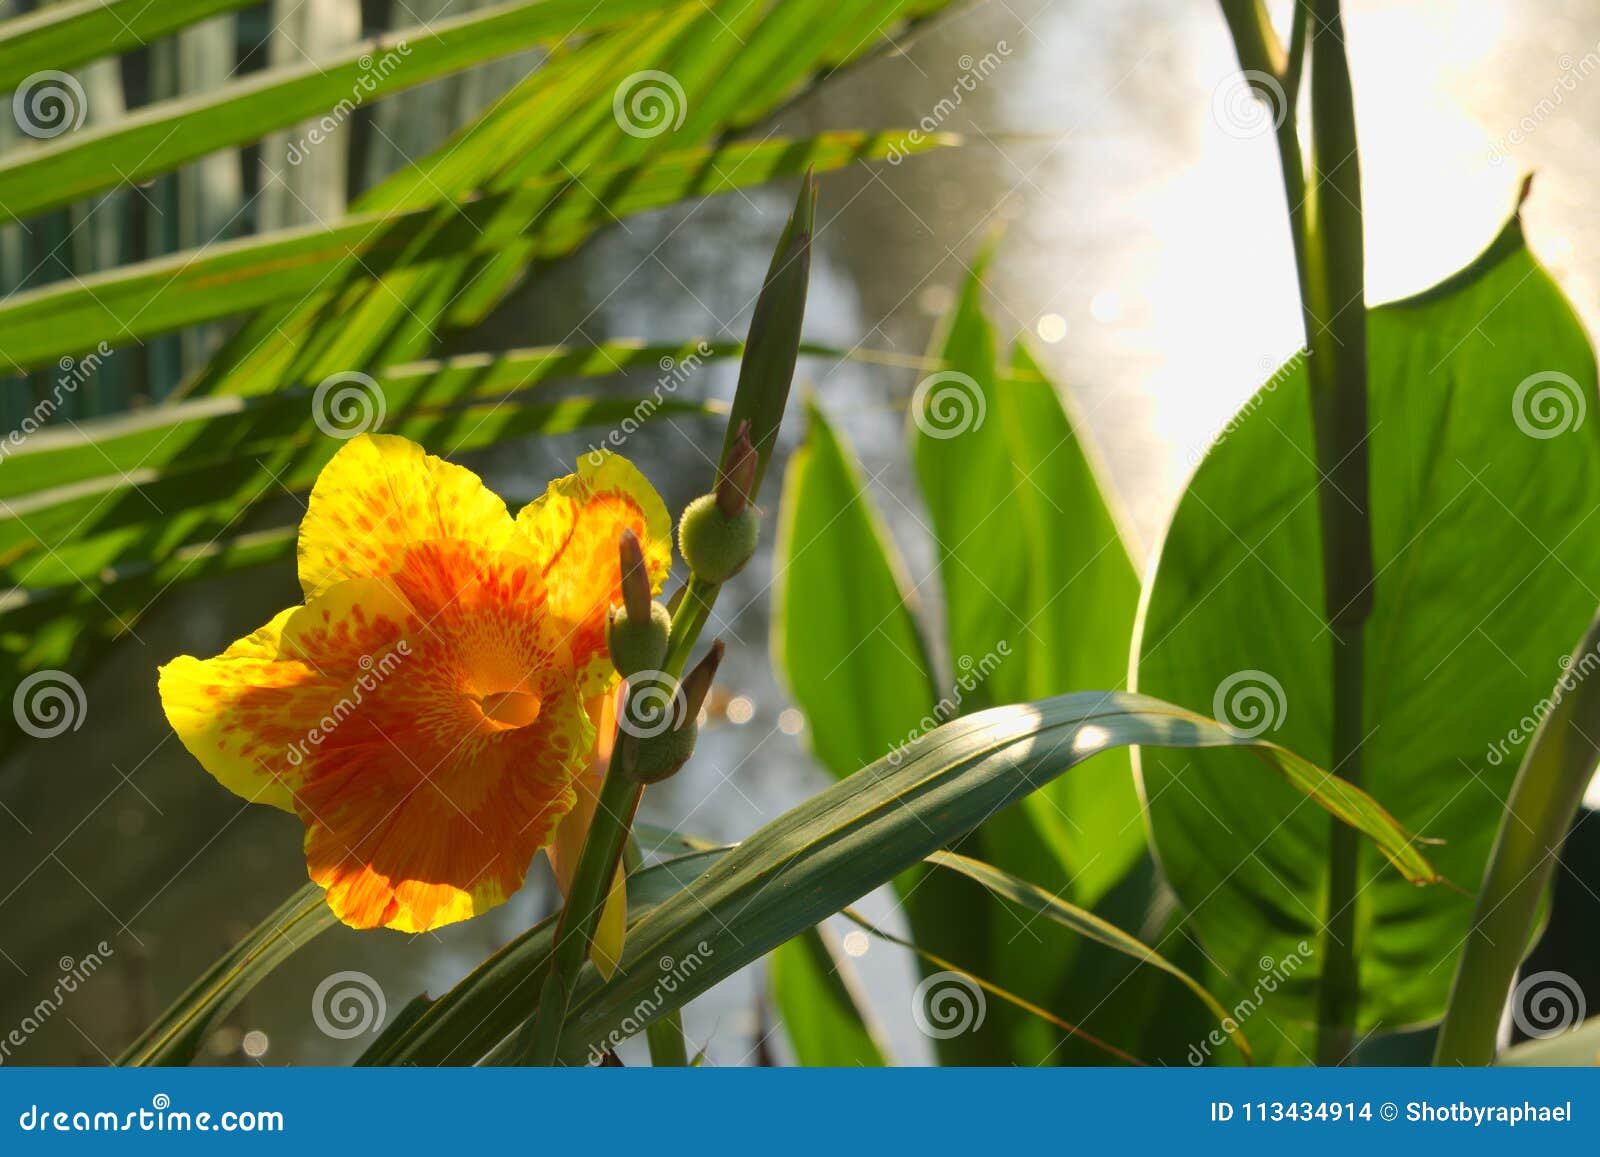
top-left (117, 884), bottom-right (336, 1067)
top-left (0, 132), bottom-right (945, 371)
top-left (0, 0), bottom-right (681, 223)
top-left (0, 0), bottom-right (258, 91)
top-left (925, 850), bottom-right (1250, 1062)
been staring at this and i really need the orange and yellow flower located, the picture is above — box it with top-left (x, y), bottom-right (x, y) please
top-left (158, 434), bottom-right (669, 937)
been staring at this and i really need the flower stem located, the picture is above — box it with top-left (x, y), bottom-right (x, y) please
top-left (1221, 0), bottom-right (1373, 1065)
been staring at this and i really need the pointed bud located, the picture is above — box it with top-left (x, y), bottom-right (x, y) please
top-left (630, 642), bottom-right (724, 785)
top-left (680, 639), bottom-right (725, 722)
top-left (716, 422), bottom-right (758, 518)
top-left (618, 529), bottom-right (651, 622)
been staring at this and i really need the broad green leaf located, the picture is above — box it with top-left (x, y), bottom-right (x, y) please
top-left (0, 0), bottom-right (681, 223)
top-left (1498, 1017), bottom-right (1600, 1067)
top-left (118, 884), bottom-right (336, 1066)
top-left (540, 693), bottom-right (1434, 1064)
top-left (911, 262), bottom-right (1145, 907)
top-left (772, 398), bottom-right (938, 777)
top-left (0, 0), bottom-right (257, 91)
top-left (0, 132), bottom-right (948, 372)
top-left (770, 926), bottom-right (890, 1066)
top-left (1134, 209), bottom-right (1600, 1060)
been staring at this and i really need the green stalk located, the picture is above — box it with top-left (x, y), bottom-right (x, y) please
top-left (1434, 610), bottom-right (1600, 1065)
top-left (1221, 0), bottom-right (1373, 1065)
top-left (514, 173), bottom-right (814, 1066)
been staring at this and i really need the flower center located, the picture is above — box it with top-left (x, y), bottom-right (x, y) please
top-left (477, 690), bottom-right (542, 729)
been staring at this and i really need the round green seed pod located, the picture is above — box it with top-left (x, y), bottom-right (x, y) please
top-left (607, 601), bottom-right (671, 677)
top-left (631, 720), bottom-right (698, 784)
top-left (678, 493), bottom-right (760, 583)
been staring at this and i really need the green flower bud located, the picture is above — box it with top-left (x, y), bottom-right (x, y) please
top-left (631, 719), bottom-right (698, 784)
top-left (607, 601), bottom-right (671, 677)
top-left (678, 493), bottom-right (760, 583)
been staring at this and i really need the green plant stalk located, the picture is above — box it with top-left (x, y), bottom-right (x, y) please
top-left (1434, 610), bottom-right (1600, 1065)
top-left (516, 173), bottom-right (814, 1066)
top-left (1303, 0), bottom-right (1373, 1067)
top-left (1221, 0), bottom-right (1373, 1065)
top-left (518, 729), bottom-right (646, 1066)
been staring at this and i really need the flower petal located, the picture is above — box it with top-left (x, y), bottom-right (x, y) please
top-left (516, 451), bottom-right (671, 692)
top-left (289, 540), bottom-right (594, 932)
top-left (297, 433), bottom-right (516, 598)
